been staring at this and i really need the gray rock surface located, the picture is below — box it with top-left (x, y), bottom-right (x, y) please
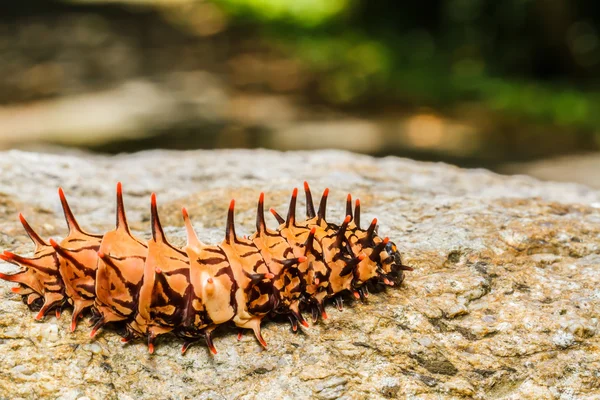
top-left (1, 149), bottom-right (600, 399)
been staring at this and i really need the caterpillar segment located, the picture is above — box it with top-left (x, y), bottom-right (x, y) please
top-left (91, 182), bottom-right (148, 338)
top-left (129, 193), bottom-right (192, 353)
top-left (0, 214), bottom-right (65, 321)
top-left (49, 187), bottom-right (103, 332)
top-left (0, 181), bottom-right (411, 355)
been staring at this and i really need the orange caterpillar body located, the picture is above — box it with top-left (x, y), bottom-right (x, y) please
top-left (0, 182), bottom-right (411, 354)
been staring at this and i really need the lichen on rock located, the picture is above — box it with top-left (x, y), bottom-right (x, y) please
top-left (1, 149), bottom-right (600, 399)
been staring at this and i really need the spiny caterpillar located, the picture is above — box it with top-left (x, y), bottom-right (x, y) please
top-left (0, 182), bottom-right (411, 354)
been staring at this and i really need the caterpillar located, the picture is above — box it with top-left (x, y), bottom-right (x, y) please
top-left (0, 182), bottom-right (411, 354)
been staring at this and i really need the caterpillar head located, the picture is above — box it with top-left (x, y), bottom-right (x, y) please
top-left (379, 240), bottom-right (412, 284)
top-left (355, 238), bottom-right (411, 286)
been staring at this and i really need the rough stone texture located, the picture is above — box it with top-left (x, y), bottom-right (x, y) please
top-left (1, 149), bottom-right (600, 399)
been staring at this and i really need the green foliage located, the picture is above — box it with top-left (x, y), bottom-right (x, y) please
top-left (214, 0), bottom-right (349, 27)
top-left (213, 0), bottom-right (600, 131)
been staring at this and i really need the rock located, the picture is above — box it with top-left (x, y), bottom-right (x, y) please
top-left (1, 148), bottom-right (600, 399)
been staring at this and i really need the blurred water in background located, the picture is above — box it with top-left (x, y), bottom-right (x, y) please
top-left (1, 0), bottom-right (600, 186)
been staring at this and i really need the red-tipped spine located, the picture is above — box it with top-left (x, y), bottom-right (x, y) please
top-left (317, 188), bottom-right (329, 224)
top-left (304, 181), bottom-right (316, 219)
top-left (256, 192), bottom-right (266, 234)
top-left (58, 187), bottom-right (82, 233)
top-left (354, 199), bottom-right (361, 229)
top-left (285, 188), bottom-right (298, 227)
top-left (115, 182), bottom-right (129, 231)
top-left (225, 199), bottom-right (236, 244)
top-left (345, 194), bottom-right (353, 220)
top-left (18, 213), bottom-right (48, 247)
top-left (270, 208), bottom-right (285, 225)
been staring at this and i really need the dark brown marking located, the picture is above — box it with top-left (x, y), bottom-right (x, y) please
top-left (196, 257), bottom-right (227, 265)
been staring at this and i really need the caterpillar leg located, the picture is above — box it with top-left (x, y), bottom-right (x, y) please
top-left (146, 325), bottom-right (173, 354)
top-left (253, 325), bottom-right (267, 349)
top-left (288, 315), bottom-right (298, 332)
top-left (70, 299), bottom-right (93, 332)
top-left (306, 298), bottom-right (328, 324)
top-left (334, 296), bottom-right (344, 311)
top-left (35, 292), bottom-right (65, 321)
top-left (90, 316), bottom-right (105, 338)
top-left (204, 325), bottom-right (218, 355)
top-left (181, 338), bottom-right (199, 355)
top-left (353, 287), bottom-right (368, 300)
top-left (120, 327), bottom-right (139, 344)
top-left (316, 301), bottom-right (328, 320)
top-left (26, 293), bottom-right (41, 307)
top-left (235, 317), bottom-right (267, 349)
top-left (90, 310), bottom-right (126, 338)
top-left (289, 301), bottom-right (309, 328)
top-left (147, 333), bottom-right (156, 354)
top-left (310, 306), bottom-right (319, 324)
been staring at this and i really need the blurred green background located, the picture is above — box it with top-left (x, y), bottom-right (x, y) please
top-left (1, 0), bottom-right (600, 182)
